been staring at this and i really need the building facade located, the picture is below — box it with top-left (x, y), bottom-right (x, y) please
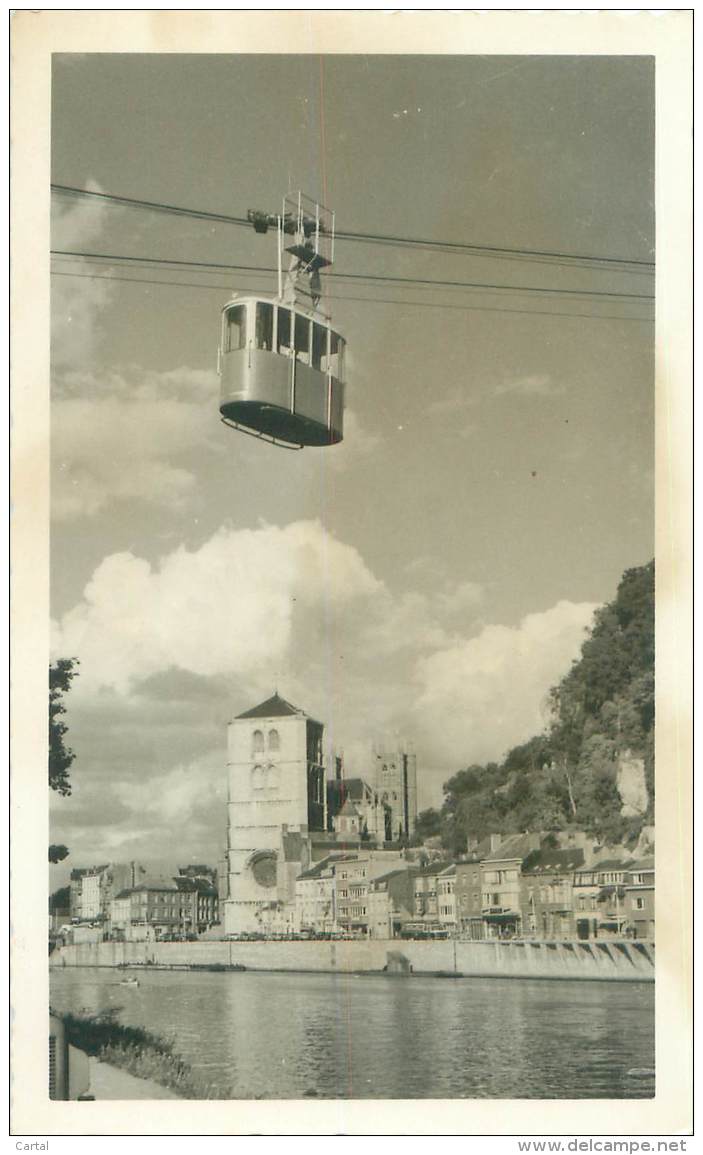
top-left (224, 694), bottom-right (326, 935)
top-left (480, 834), bottom-right (541, 938)
top-left (413, 861), bottom-right (452, 925)
top-left (295, 855), bottom-right (349, 933)
top-left (367, 868), bottom-right (417, 939)
top-left (519, 848), bottom-right (585, 940)
top-left (437, 864), bottom-right (457, 929)
top-left (334, 851), bottom-right (406, 935)
top-left (371, 744), bottom-right (418, 841)
top-left (110, 879), bottom-right (196, 940)
top-left (70, 862), bottom-right (145, 925)
top-left (625, 857), bottom-right (655, 940)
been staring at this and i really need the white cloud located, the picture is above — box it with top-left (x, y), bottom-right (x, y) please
top-left (113, 750), bottom-right (226, 828)
top-left (414, 599), bottom-right (597, 765)
top-left (53, 519), bottom-right (382, 694)
top-left (493, 373), bottom-right (565, 397)
top-left (51, 747), bottom-right (227, 870)
top-left (327, 408), bottom-right (383, 471)
top-left (52, 366), bottom-right (220, 518)
top-left (51, 180), bottom-right (115, 370)
top-left (426, 391), bottom-right (478, 416)
top-left (438, 580), bottom-right (484, 617)
top-left (51, 516), bottom-right (599, 857)
top-left (358, 590), bottom-right (451, 657)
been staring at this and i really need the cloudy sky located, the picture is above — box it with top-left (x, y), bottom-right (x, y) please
top-left (49, 53), bottom-right (654, 882)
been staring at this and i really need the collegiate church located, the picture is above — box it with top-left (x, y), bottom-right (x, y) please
top-left (223, 693), bottom-right (417, 935)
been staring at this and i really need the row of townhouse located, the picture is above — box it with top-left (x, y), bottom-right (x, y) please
top-left (68, 862), bottom-right (147, 924)
top-left (62, 864), bottom-right (219, 940)
top-left (449, 835), bottom-right (655, 942)
top-left (253, 837), bottom-right (654, 943)
top-left (381, 835), bottom-right (656, 943)
top-left (293, 850), bottom-right (411, 936)
top-left (110, 872), bottom-right (219, 940)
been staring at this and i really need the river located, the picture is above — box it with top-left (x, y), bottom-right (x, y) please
top-left (50, 967), bottom-right (655, 1099)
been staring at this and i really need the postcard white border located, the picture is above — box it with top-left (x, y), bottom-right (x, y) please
top-left (10, 9), bottom-right (692, 1137)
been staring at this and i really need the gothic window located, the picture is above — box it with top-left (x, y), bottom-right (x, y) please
top-left (268, 729), bottom-right (280, 752)
top-left (252, 764), bottom-right (265, 790)
top-left (252, 730), bottom-right (264, 755)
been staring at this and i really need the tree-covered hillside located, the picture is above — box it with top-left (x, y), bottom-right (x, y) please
top-left (417, 561), bottom-right (654, 853)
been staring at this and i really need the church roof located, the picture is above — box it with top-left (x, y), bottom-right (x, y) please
top-left (338, 798), bottom-right (360, 817)
top-left (327, 777), bottom-right (374, 804)
top-left (236, 692), bottom-right (317, 721)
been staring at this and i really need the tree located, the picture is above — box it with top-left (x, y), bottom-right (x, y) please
top-left (50, 885), bottom-right (71, 912)
top-left (421, 560), bottom-right (654, 850)
top-left (49, 844), bottom-right (70, 864)
top-left (414, 808), bottom-right (442, 841)
top-left (49, 658), bottom-right (79, 796)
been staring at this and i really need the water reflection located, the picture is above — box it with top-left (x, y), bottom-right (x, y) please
top-left (50, 968), bottom-right (654, 1099)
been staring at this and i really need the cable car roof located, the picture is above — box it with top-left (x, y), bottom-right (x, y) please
top-left (220, 293), bottom-right (335, 327)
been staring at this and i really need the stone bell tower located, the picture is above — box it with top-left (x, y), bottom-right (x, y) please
top-left (224, 693), bottom-right (325, 935)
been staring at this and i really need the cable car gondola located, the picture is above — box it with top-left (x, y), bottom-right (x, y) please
top-left (218, 192), bottom-right (345, 449)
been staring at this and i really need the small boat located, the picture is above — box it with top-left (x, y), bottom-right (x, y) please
top-left (118, 977), bottom-right (139, 987)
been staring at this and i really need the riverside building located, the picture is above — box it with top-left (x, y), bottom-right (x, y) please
top-left (223, 693), bottom-right (419, 936)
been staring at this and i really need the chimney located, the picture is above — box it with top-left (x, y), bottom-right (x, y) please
top-left (489, 833), bottom-right (503, 852)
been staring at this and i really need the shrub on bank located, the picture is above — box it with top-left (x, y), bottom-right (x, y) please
top-left (53, 1007), bottom-right (232, 1099)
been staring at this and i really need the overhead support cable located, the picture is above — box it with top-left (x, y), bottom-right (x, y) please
top-left (50, 183), bottom-right (655, 271)
top-left (50, 268), bottom-right (654, 324)
top-left (50, 249), bottom-right (654, 301)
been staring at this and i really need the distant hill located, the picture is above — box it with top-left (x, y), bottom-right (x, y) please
top-left (417, 561), bottom-right (654, 854)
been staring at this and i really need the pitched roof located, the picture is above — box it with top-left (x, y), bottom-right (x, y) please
top-left (236, 693), bottom-right (316, 721)
top-left (297, 853), bottom-right (356, 881)
top-left (369, 868), bottom-right (414, 888)
top-left (463, 837), bottom-right (494, 862)
top-left (338, 798), bottom-right (360, 817)
top-left (327, 777), bottom-right (374, 804)
top-left (133, 878), bottom-right (179, 892)
top-left (522, 848), bottom-right (585, 874)
top-left (416, 860), bottom-right (453, 877)
top-left (627, 856), bottom-right (655, 872)
top-left (482, 833), bottom-right (540, 863)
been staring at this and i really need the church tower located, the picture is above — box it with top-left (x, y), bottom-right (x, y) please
top-left (372, 742), bottom-right (418, 841)
top-left (224, 693), bottom-right (325, 935)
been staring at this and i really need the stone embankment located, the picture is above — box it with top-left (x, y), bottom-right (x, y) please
top-left (50, 937), bottom-right (654, 982)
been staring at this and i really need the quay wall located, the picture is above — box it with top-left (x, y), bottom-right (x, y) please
top-left (50, 937), bottom-right (654, 982)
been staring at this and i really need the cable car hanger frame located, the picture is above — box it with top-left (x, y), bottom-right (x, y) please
top-left (217, 191), bottom-right (346, 451)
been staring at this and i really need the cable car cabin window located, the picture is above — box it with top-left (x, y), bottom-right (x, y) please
top-left (277, 308), bottom-right (292, 356)
top-left (338, 338), bottom-right (346, 382)
top-left (323, 332), bottom-right (345, 381)
top-left (311, 323), bottom-right (327, 371)
top-left (225, 305), bottom-right (247, 352)
top-left (256, 302), bottom-right (274, 351)
top-left (294, 313), bottom-right (311, 366)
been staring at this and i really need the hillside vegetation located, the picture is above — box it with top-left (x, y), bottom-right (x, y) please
top-left (418, 561), bottom-right (654, 854)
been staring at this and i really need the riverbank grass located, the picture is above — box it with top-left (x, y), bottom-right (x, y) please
top-left (54, 1006), bottom-right (231, 1099)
